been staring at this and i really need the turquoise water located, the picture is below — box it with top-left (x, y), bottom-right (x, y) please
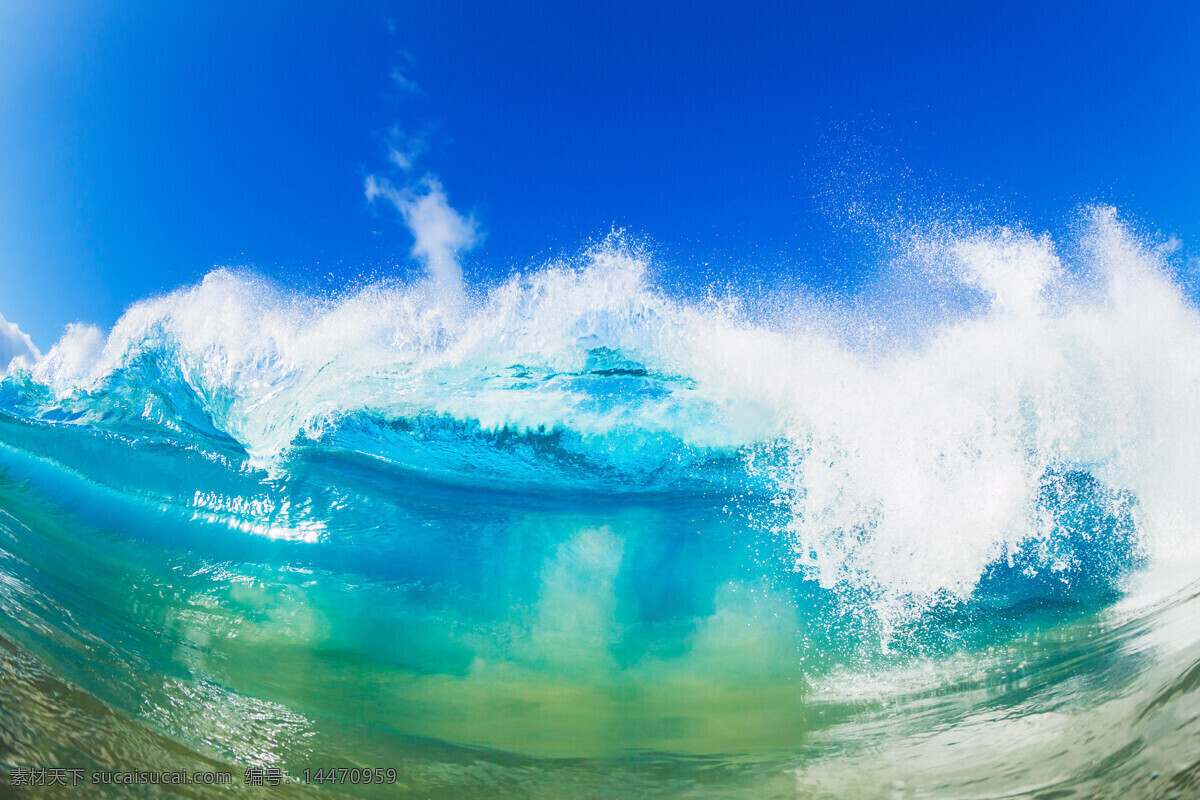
top-left (2, 213), bottom-right (1200, 798)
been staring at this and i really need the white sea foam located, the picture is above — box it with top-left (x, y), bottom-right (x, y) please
top-left (26, 208), bottom-right (1200, 621)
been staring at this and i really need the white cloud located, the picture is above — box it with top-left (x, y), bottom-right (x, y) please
top-left (386, 125), bottom-right (427, 171)
top-left (0, 311), bottom-right (40, 372)
top-left (368, 57), bottom-right (478, 309)
top-left (390, 67), bottom-right (420, 94)
top-left (365, 175), bottom-right (479, 304)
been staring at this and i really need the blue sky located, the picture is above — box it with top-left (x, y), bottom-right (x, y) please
top-left (2, 1), bottom-right (1198, 349)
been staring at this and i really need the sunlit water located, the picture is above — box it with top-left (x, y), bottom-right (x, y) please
top-left (1, 209), bottom-right (1199, 798)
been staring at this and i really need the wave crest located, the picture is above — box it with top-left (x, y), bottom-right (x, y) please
top-left (5, 208), bottom-right (1199, 619)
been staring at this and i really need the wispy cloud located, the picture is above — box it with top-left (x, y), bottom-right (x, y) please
top-left (367, 53), bottom-right (479, 308)
top-left (386, 125), bottom-right (427, 171)
top-left (390, 66), bottom-right (420, 95)
top-left (0, 311), bottom-right (40, 372)
top-left (366, 175), bottom-right (479, 304)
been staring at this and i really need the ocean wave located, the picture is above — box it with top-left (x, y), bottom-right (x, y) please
top-left (1, 208), bottom-right (1199, 795)
top-left (6, 208), bottom-right (1198, 614)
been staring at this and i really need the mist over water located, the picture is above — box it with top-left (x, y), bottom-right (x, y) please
top-left (1, 207), bottom-right (1199, 797)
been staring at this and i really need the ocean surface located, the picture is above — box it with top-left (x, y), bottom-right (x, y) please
top-left (1, 209), bottom-right (1199, 798)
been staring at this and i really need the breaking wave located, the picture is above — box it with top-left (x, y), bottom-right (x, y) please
top-left (1, 207), bottom-right (1198, 797)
